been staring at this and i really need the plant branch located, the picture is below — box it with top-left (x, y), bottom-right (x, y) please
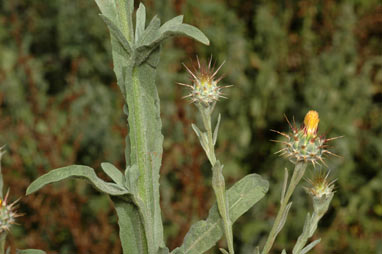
top-left (196, 103), bottom-right (235, 254)
top-left (261, 162), bottom-right (307, 254)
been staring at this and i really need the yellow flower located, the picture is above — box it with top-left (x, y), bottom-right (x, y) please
top-left (304, 110), bottom-right (319, 136)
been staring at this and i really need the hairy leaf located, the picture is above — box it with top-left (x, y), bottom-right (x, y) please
top-left (135, 3), bottom-right (146, 43)
top-left (100, 14), bottom-right (132, 54)
top-left (16, 250), bottom-right (46, 254)
top-left (112, 197), bottom-right (148, 254)
top-left (101, 162), bottom-right (125, 186)
top-left (26, 165), bottom-right (128, 196)
top-left (300, 239), bottom-right (321, 254)
top-left (172, 174), bottom-right (269, 254)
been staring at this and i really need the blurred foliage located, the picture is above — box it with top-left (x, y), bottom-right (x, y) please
top-left (0, 0), bottom-right (381, 254)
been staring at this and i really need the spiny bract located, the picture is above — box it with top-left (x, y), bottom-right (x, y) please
top-left (273, 110), bottom-right (341, 167)
top-left (0, 191), bottom-right (21, 233)
top-left (305, 169), bottom-right (335, 199)
top-left (178, 56), bottom-right (230, 105)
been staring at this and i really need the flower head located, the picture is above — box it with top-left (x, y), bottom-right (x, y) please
top-left (305, 169), bottom-right (335, 199)
top-left (0, 190), bottom-right (22, 233)
top-left (178, 56), bottom-right (230, 105)
top-left (272, 110), bottom-right (342, 167)
top-left (305, 169), bottom-right (335, 216)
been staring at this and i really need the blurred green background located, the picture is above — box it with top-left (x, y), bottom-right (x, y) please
top-left (0, 0), bottom-right (381, 253)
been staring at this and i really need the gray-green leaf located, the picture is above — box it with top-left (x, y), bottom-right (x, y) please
top-left (135, 3), bottom-right (146, 43)
top-left (172, 174), bottom-right (269, 254)
top-left (101, 162), bottom-right (125, 186)
top-left (26, 165), bottom-right (128, 196)
top-left (112, 196), bottom-right (148, 254)
top-left (100, 14), bottom-right (132, 54)
top-left (276, 202), bottom-right (292, 235)
top-left (159, 15), bottom-right (184, 33)
top-left (300, 239), bottom-right (321, 254)
top-left (16, 250), bottom-right (46, 254)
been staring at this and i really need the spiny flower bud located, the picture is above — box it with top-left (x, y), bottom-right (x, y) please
top-left (272, 110), bottom-right (342, 167)
top-left (0, 191), bottom-right (21, 233)
top-left (178, 56), bottom-right (231, 105)
top-left (305, 170), bottom-right (335, 199)
top-left (305, 170), bottom-right (335, 217)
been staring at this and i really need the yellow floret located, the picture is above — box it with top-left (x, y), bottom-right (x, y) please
top-left (304, 110), bottom-right (319, 136)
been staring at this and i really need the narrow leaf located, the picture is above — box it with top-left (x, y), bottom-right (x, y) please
top-left (26, 165), bottom-right (128, 196)
top-left (191, 124), bottom-right (202, 139)
top-left (213, 113), bottom-right (221, 145)
top-left (157, 23), bottom-right (209, 46)
top-left (100, 14), bottom-right (132, 54)
top-left (139, 15), bottom-right (161, 46)
top-left (172, 174), bottom-right (269, 254)
top-left (300, 239), bottom-right (321, 254)
top-left (281, 167), bottom-right (288, 203)
top-left (101, 162), bottom-right (125, 186)
top-left (159, 15), bottom-right (184, 34)
top-left (112, 197), bottom-right (148, 254)
top-left (135, 3), bottom-right (146, 43)
top-left (276, 202), bottom-right (292, 235)
top-left (115, 0), bottom-right (134, 42)
top-left (219, 248), bottom-right (229, 254)
top-left (16, 250), bottom-right (46, 254)
top-left (254, 246), bottom-right (260, 254)
top-left (125, 164), bottom-right (139, 194)
top-left (281, 250), bottom-right (287, 254)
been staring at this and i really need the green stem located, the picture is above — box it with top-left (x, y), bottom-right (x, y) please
top-left (261, 162), bottom-right (307, 254)
top-left (198, 104), bottom-right (235, 254)
top-left (0, 233), bottom-right (6, 254)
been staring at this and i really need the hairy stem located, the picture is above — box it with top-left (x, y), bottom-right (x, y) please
top-left (261, 162), bottom-right (307, 254)
top-left (198, 104), bottom-right (235, 254)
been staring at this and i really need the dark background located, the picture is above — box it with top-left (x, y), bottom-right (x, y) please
top-left (0, 0), bottom-right (381, 253)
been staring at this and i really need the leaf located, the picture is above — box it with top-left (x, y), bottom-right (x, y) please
top-left (26, 165), bottom-right (129, 196)
top-left (16, 250), bottom-right (46, 254)
top-left (300, 239), bottom-right (321, 254)
top-left (157, 23), bottom-right (209, 46)
top-left (94, 0), bottom-right (116, 22)
top-left (100, 14), bottom-right (132, 54)
top-left (112, 197), bottom-right (148, 254)
top-left (115, 0), bottom-right (134, 42)
top-left (219, 248), bottom-right (229, 254)
top-left (125, 164), bottom-right (139, 194)
top-left (281, 167), bottom-right (288, 203)
top-left (281, 250), bottom-right (287, 254)
top-left (172, 174), bottom-right (269, 254)
top-left (213, 113), bottom-right (221, 145)
top-left (135, 3), bottom-right (146, 43)
top-left (276, 202), bottom-right (292, 235)
top-left (135, 21), bottom-right (209, 65)
top-left (139, 15), bottom-right (161, 46)
top-left (254, 246), bottom-right (260, 254)
top-left (101, 162), bottom-right (125, 186)
top-left (159, 15), bottom-right (184, 33)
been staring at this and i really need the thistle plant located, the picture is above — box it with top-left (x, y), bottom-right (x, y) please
top-left (258, 111), bottom-right (341, 254)
top-left (179, 57), bottom-right (234, 253)
top-left (19, 1), bottom-right (340, 253)
top-left (25, 1), bottom-right (268, 254)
